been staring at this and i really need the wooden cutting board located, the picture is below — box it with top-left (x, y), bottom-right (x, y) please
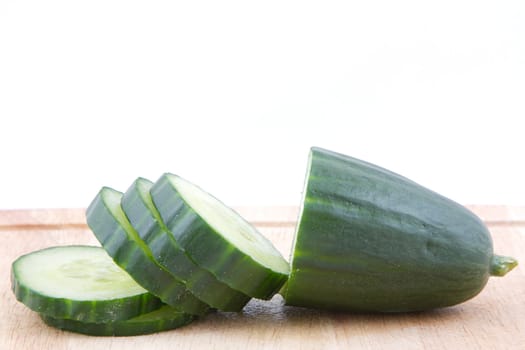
top-left (1, 206), bottom-right (524, 350)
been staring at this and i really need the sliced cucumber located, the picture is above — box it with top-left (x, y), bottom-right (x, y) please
top-left (121, 178), bottom-right (251, 311)
top-left (11, 245), bottom-right (162, 322)
top-left (86, 187), bottom-right (209, 316)
top-left (150, 173), bottom-right (289, 300)
top-left (40, 305), bottom-right (194, 336)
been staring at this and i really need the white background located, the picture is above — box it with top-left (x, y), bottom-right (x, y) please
top-left (1, 1), bottom-right (524, 209)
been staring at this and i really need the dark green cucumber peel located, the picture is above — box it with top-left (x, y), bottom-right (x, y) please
top-left (11, 246), bottom-right (162, 323)
top-left (86, 187), bottom-right (209, 316)
top-left (39, 305), bottom-right (194, 336)
top-left (121, 178), bottom-right (252, 311)
top-left (150, 173), bottom-right (289, 300)
top-left (285, 147), bottom-right (518, 312)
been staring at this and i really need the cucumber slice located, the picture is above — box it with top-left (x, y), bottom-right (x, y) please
top-left (11, 245), bottom-right (162, 322)
top-left (86, 187), bottom-right (209, 316)
top-left (40, 305), bottom-right (194, 336)
top-left (121, 178), bottom-right (252, 311)
top-left (150, 173), bottom-right (289, 299)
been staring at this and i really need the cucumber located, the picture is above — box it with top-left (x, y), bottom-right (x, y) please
top-left (150, 173), bottom-right (289, 299)
top-left (285, 147), bottom-right (518, 312)
top-left (11, 245), bottom-right (162, 322)
top-left (40, 305), bottom-right (194, 336)
top-left (121, 178), bottom-right (252, 311)
top-left (86, 187), bottom-right (209, 316)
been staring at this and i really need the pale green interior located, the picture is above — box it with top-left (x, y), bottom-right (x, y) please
top-left (171, 175), bottom-right (289, 274)
top-left (289, 150), bottom-right (312, 267)
top-left (104, 188), bottom-right (137, 235)
top-left (137, 178), bottom-right (166, 227)
top-left (16, 246), bottom-right (147, 300)
top-left (103, 187), bottom-right (153, 254)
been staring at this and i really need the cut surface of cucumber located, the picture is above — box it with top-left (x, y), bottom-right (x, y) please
top-left (151, 173), bottom-right (289, 299)
top-left (40, 305), bottom-right (194, 336)
top-left (121, 178), bottom-right (164, 243)
top-left (121, 178), bottom-right (251, 311)
top-left (11, 245), bottom-right (162, 322)
top-left (86, 187), bottom-right (209, 316)
top-left (174, 176), bottom-right (288, 273)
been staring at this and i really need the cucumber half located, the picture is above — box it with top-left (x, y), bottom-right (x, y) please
top-left (40, 305), bottom-right (194, 336)
top-left (11, 245), bottom-right (162, 322)
top-left (150, 173), bottom-right (289, 299)
top-left (285, 147), bottom-right (518, 312)
top-left (86, 187), bottom-right (209, 316)
top-left (121, 178), bottom-right (252, 311)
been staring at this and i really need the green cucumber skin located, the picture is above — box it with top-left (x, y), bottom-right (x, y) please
top-left (120, 179), bottom-right (198, 278)
top-left (151, 174), bottom-right (288, 300)
top-left (86, 188), bottom-right (209, 316)
top-left (148, 231), bottom-right (252, 311)
top-left (286, 147), bottom-right (495, 312)
top-left (11, 246), bottom-right (163, 323)
top-left (120, 179), bottom-right (161, 243)
top-left (40, 305), bottom-right (194, 336)
top-left (121, 178), bottom-right (251, 311)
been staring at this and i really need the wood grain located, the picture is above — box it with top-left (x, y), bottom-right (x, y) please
top-left (1, 206), bottom-right (524, 350)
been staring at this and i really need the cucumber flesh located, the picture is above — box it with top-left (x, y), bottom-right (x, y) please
top-left (11, 245), bottom-right (162, 322)
top-left (86, 187), bottom-right (209, 316)
top-left (121, 178), bottom-right (251, 311)
top-left (151, 173), bottom-right (289, 299)
top-left (39, 305), bottom-right (194, 336)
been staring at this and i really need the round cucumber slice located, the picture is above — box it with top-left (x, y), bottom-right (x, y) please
top-left (86, 187), bottom-right (209, 316)
top-left (11, 245), bottom-right (162, 322)
top-left (121, 178), bottom-right (251, 311)
top-left (150, 173), bottom-right (289, 300)
top-left (39, 305), bottom-right (194, 336)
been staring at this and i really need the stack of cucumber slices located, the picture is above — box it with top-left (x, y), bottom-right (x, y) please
top-left (11, 147), bottom-right (518, 336)
top-left (11, 173), bottom-right (289, 336)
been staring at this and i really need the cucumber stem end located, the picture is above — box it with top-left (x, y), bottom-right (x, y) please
top-left (490, 255), bottom-right (518, 277)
